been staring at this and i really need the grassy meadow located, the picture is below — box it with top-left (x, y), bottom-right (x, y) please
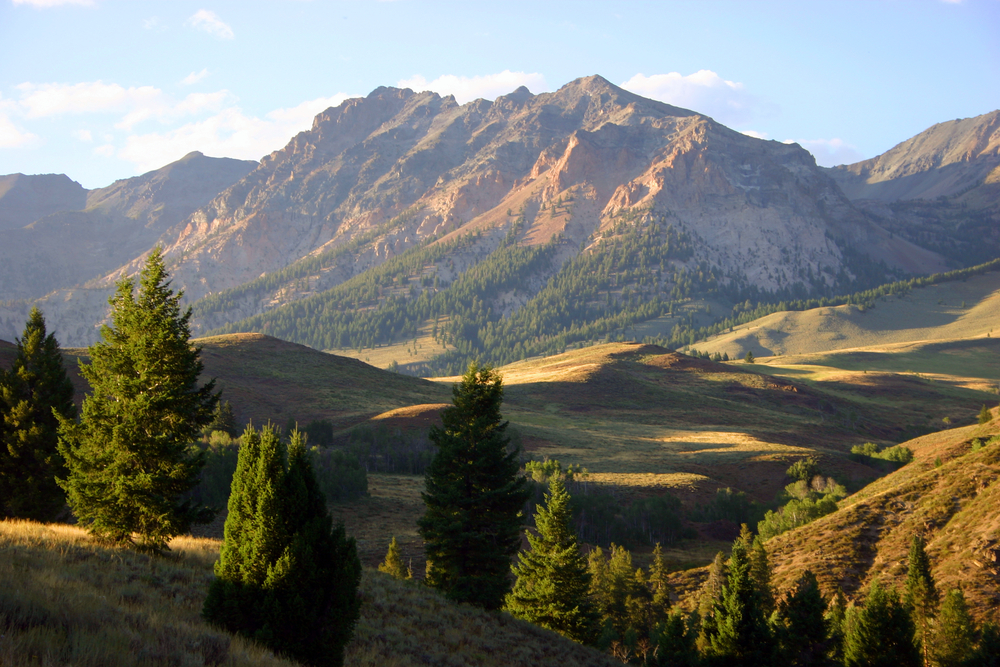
top-left (0, 521), bottom-right (619, 667)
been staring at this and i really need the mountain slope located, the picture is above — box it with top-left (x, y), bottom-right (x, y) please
top-left (0, 152), bottom-right (256, 303)
top-left (0, 172), bottom-right (86, 231)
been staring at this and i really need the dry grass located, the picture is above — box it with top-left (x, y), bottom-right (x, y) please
top-left (0, 521), bottom-right (617, 667)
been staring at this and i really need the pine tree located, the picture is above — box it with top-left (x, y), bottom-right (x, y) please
top-left (208, 400), bottom-right (238, 436)
top-left (774, 570), bottom-right (830, 667)
top-left (933, 588), bottom-right (975, 667)
top-left (978, 404), bottom-right (992, 425)
top-left (57, 249), bottom-right (217, 551)
top-left (505, 476), bottom-right (598, 644)
top-left (0, 307), bottom-right (76, 521)
top-left (418, 362), bottom-right (529, 610)
top-left (825, 589), bottom-right (848, 664)
top-left (697, 550), bottom-right (728, 652)
top-left (654, 608), bottom-right (699, 667)
top-left (904, 534), bottom-right (938, 665)
top-left (378, 536), bottom-right (412, 580)
top-left (203, 426), bottom-right (361, 667)
top-left (648, 542), bottom-right (673, 626)
top-left (969, 623), bottom-right (1000, 667)
top-left (706, 535), bottom-right (775, 666)
top-left (844, 579), bottom-right (920, 667)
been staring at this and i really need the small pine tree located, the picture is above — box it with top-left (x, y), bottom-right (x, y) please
top-left (208, 400), bottom-right (238, 436)
top-left (844, 579), bottom-right (920, 667)
top-left (203, 426), bottom-right (361, 667)
top-left (706, 535), bottom-right (776, 666)
top-left (825, 589), bottom-right (848, 664)
top-left (933, 588), bottom-right (976, 667)
top-left (378, 536), bottom-right (412, 580)
top-left (418, 362), bottom-right (529, 610)
top-left (745, 350), bottom-right (755, 363)
top-left (648, 542), bottom-right (673, 626)
top-left (978, 404), bottom-right (992, 425)
top-left (0, 307), bottom-right (76, 521)
top-left (58, 249), bottom-right (216, 551)
top-left (505, 476), bottom-right (599, 644)
top-left (774, 570), bottom-right (829, 667)
top-left (904, 534), bottom-right (938, 665)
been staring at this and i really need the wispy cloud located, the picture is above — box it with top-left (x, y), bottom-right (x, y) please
top-left (786, 138), bottom-right (865, 167)
top-left (181, 69), bottom-right (211, 86)
top-left (12, 0), bottom-right (94, 7)
top-left (0, 104), bottom-right (37, 148)
top-left (621, 70), bottom-right (774, 127)
top-left (397, 70), bottom-right (548, 104)
top-left (186, 9), bottom-right (234, 40)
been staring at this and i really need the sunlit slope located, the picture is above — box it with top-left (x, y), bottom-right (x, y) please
top-left (669, 414), bottom-right (1000, 622)
top-left (692, 270), bottom-right (1000, 360)
top-left (0, 521), bottom-right (618, 667)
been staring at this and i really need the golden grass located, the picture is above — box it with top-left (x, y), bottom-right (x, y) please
top-left (0, 521), bottom-right (617, 667)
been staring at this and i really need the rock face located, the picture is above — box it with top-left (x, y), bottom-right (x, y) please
top-left (1, 76), bottom-right (979, 349)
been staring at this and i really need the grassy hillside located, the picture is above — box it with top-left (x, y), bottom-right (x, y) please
top-left (669, 413), bottom-right (1000, 623)
top-left (691, 270), bottom-right (1000, 360)
top-left (0, 521), bottom-right (618, 667)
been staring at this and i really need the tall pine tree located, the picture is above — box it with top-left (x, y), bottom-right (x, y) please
top-left (203, 426), bottom-right (361, 667)
top-left (844, 579), bottom-right (920, 667)
top-left (933, 588), bottom-right (975, 667)
top-left (705, 535), bottom-right (776, 667)
top-left (418, 362), bottom-right (528, 610)
top-left (774, 570), bottom-right (830, 667)
top-left (58, 248), bottom-right (216, 551)
top-left (505, 475), bottom-right (598, 644)
top-left (0, 307), bottom-right (76, 521)
top-left (904, 534), bottom-right (939, 666)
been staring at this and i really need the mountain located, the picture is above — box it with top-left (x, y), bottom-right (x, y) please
top-left (0, 152), bottom-right (256, 303)
top-left (826, 110), bottom-right (1000, 267)
top-left (0, 173), bottom-right (86, 231)
top-left (2, 78), bottom-right (986, 362)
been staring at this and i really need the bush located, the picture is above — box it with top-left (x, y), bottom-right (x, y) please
top-left (850, 442), bottom-right (913, 467)
top-left (786, 457), bottom-right (820, 481)
top-left (691, 487), bottom-right (764, 526)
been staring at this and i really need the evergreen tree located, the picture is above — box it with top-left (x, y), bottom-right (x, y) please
top-left (978, 405), bottom-right (992, 425)
top-left (648, 542), bottom-right (673, 626)
top-left (969, 623), bottom-right (1000, 667)
top-left (203, 426), bottom-right (361, 667)
top-left (378, 536), bottom-right (412, 580)
top-left (844, 579), bottom-right (920, 667)
top-left (418, 362), bottom-right (529, 610)
top-left (653, 608), bottom-right (700, 667)
top-left (0, 307), bottom-right (76, 521)
top-left (745, 351), bottom-right (755, 363)
top-left (904, 534), bottom-right (939, 665)
top-left (774, 570), bottom-right (830, 667)
top-left (697, 550), bottom-right (728, 653)
top-left (58, 249), bottom-right (217, 551)
top-left (208, 400), bottom-right (238, 436)
top-left (824, 589), bottom-right (848, 664)
top-left (933, 588), bottom-right (975, 667)
top-left (705, 535), bottom-right (775, 666)
top-left (505, 475), bottom-right (599, 644)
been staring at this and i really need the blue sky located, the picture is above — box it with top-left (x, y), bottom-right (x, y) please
top-left (1, 0), bottom-right (997, 189)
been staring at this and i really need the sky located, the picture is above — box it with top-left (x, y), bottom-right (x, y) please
top-left (1, 0), bottom-right (998, 189)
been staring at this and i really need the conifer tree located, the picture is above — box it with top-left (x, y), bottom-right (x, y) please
top-left (58, 249), bottom-right (216, 551)
top-left (705, 535), bottom-right (776, 666)
top-left (969, 623), bottom-right (1000, 667)
top-left (203, 426), bottom-right (361, 667)
top-left (904, 534), bottom-right (939, 665)
top-left (648, 542), bottom-right (673, 626)
top-left (505, 476), bottom-right (598, 644)
top-left (654, 608), bottom-right (699, 667)
top-left (978, 404), bottom-right (992, 425)
top-left (418, 362), bottom-right (529, 610)
top-left (208, 400), bottom-right (238, 436)
top-left (697, 550), bottom-right (728, 652)
top-left (933, 588), bottom-right (975, 667)
top-left (378, 536), bottom-right (412, 580)
top-left (825, 589), bottom-right (848, 664)
top-left (0, 307), bottom-right (76, 521)
top-left (843, 579), bottom-right (920, 667)
top-left (774, 570), bottom-right (830, 667)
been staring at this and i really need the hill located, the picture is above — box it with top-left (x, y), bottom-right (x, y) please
top-left (668, 412), bottom-right (1000, 622)
top-left (0, 173), bottom-right (86, 231)
top-left (0, 520), bottom-right (617, 667)
top-left (690, 268), bottom-right (1000, 360)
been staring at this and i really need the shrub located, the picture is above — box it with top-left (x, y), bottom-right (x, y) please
top-left (785, 457), bottom-right (820, 482)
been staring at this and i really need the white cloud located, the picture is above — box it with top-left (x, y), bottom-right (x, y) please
top-left (143, 16), bottom-right (165, 31)
top-left (187, 9), bottom-right (234, 40)
top-left (74, 129), bottom-right (93, 142)
top-left (741, 130), bottom-right (769, 140)
top-left (621, 70), bottom-right (772, 127)
top-left (13, 81), bottom-right (232, 130)
top-left (785, 138), bottom-right (865, 167)
top-left (397, 70), bottom-right (548, 104)
top-left (0, 96), bottom-right (37, 148)
top-left (12, 0), bottom-right (94, 7)
top-left (181, 69), bottom-right (210, 86)
top-left (118, 93), bottom-right (353, 173)
top-left (94, 144), bottom-right (115, 157)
